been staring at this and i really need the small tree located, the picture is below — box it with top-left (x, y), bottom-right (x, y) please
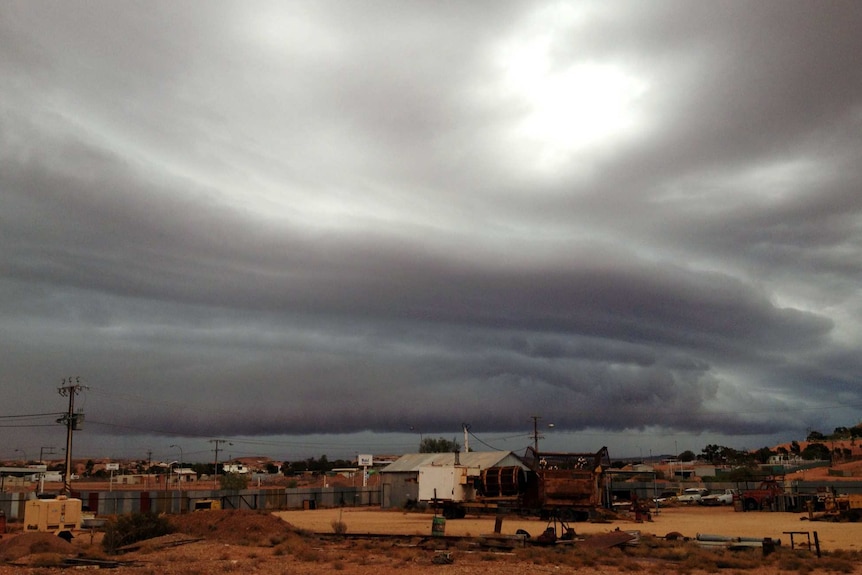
top-left (220, 472), bottom-right (250, 490)
top-left (800, 442), bottom-right (830, 461)
top-left (754, 446), bottom-right (775, 464)
top-left (701, 444), bottom-right (723, 464)
top-left (419, 437), bottom-right (461, 453)
top-left (678, 450), bottom-right (696, 462)
top-left (726, 465), bottom-right (758, 482)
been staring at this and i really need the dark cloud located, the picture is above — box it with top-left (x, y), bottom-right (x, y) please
top-left (2, 1), bottom-right (862, 461)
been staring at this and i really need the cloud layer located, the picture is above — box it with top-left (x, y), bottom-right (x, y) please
top-left (2, 1), bottom-right (861, 461)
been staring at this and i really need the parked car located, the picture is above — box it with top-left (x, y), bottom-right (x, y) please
top-left (700, 489), bottom-right (736, 506)
top-left (652, 490), bottom-right (681, 507)
top-left (676, 487), bottom-right (709, 504)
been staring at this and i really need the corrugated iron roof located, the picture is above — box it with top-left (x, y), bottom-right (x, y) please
top-left (381, 451), bottom-right (525, 473)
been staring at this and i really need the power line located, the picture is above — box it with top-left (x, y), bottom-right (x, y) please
top-left (0, 423), bottom-right (61, 428)
top-left (0, 412), bottom-right (65, 419)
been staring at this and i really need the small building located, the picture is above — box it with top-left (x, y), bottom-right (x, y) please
top-left (175, 468), bottom-right (198, 482)
top-left (331, 468), bottom-right (359, 478)
top-left (379, 451), bottom-right (525, 509)
top-left (694, 466), bottom-right (720, 478)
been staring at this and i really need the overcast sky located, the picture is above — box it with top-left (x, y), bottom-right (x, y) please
top-left (2, 1), bottom-right (862, 464)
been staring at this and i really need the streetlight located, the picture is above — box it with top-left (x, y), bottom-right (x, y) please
top-left (530, 416), bottom-right (553, 452)
top-left (14, 448), bottom-right (27, 463)
top-left (409, 426), bottom-right (424, 452)
top-left (39, 447), bottom-right (55, 465)
top-left (165, 461), bottom-right (178, 492)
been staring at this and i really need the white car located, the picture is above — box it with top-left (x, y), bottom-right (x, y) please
top-left (700, 489), bottom-right (736, 506)
top-left (676, 487), bottom-right (709, 504)
top-left (652, 490), bottom-right (681, 507)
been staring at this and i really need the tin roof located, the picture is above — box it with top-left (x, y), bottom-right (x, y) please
top-left (381, 451), bottom-right (525, 473)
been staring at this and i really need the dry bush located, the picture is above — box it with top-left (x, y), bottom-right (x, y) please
top-left (267, 533), bottom-right (286, 546)
top-left (291, 545), bottom-right (323, 563)
top-left (102, 512), bottom-right (174, 554)
top-left (709, 548), bottom-right (761, 570)
top-left (819, 557), bottom-right (856, 573)
top-left (330, 519), bottom-right (348, 534)
top-left (272, 534), bottom-right (319, 560)
top-left (28, 552), bottom-right (64, 567)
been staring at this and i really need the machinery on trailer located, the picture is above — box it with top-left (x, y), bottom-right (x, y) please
top-left (418, 447), bottom-right (611, 520)
top-left (816, 492), bottom-right (862, 522)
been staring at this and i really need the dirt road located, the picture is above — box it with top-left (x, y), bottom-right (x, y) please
top-left (276, 505), bottom-right (861, 551)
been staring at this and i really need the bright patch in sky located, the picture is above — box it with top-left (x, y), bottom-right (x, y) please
top-left (498, 37), bottom-right (648, 172)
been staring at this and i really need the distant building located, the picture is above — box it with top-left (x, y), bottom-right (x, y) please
top-left (768, 454), bottom-right (804, 465)
top-left (379, 451), bottom-right (525, 509)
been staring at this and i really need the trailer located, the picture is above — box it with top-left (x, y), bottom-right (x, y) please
top-left (520, 447), bottom-right (611, 521)
top-left (418, 447), bottom-right (611, 520)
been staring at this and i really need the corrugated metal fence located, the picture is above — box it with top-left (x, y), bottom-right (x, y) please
top-left (0, 486), bottom-right (380, 520)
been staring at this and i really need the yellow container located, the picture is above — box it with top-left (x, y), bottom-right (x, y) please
top-left (23, 496), bottom-right (82, 535)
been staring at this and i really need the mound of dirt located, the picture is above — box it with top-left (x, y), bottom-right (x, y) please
top-left (168, 510), bottom-right (297, 545)
top-left (0, 532), bottom-right (75, 561)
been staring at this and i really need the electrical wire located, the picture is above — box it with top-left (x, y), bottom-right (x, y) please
top-left (0, 412), bottom-right (65, 419)
top-left (0, 423), bottom-right (61, 428)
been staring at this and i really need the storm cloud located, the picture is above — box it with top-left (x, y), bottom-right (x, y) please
top-left (2, 0), bottom-right (861, 461)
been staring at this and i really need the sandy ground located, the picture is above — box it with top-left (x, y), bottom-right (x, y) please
top-left (1, 506), bottom-right (861, 574)
top-left (276, 505), bottom-right (861, 551)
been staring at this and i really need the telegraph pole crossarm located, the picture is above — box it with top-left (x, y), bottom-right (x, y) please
top-left (209, 439), bottom-right (232, 489)
top-left (58, 377), bottom-right (88, 495)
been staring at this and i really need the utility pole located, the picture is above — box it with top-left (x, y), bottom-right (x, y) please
top-left (462, 423), bottom-right (470, 453)
top-left (146, 449), bottom-right (153, 488)
top-left (531, 415), bottom-right (542, 453)
top-left (58, 377), bottom-right (87, 495)
top-left (209, 439), bottom-right (231, 489)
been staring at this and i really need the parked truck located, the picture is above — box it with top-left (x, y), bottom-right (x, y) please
top-left (418, 447), bottom-right (611, 520)
top-left (700, 489), bottom-right (737, 506)
top-left (740, 478), bottom-right (784, 511)
top-left (676, 487), bottom-right (709, 504)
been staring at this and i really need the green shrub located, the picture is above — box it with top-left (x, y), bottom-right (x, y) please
top-left (220, 472), bottom-right (250, 490)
